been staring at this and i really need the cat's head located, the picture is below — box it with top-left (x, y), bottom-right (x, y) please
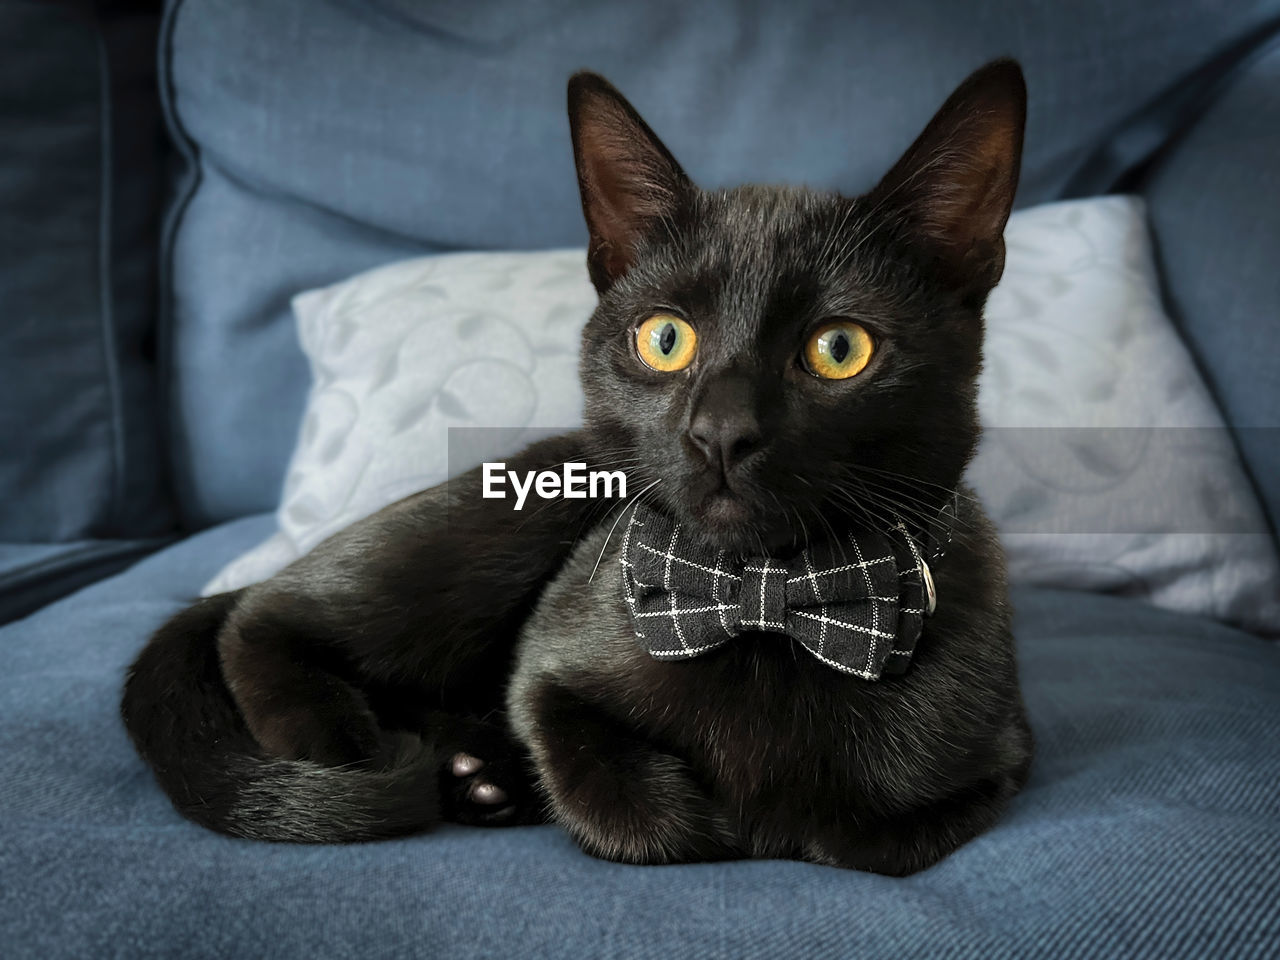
top-left (571, 61), bottom-right (1025, 554)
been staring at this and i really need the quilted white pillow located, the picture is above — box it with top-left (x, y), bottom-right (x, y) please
top-left (204, 197), bottom-right (1280, 636)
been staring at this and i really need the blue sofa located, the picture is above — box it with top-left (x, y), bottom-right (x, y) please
top-left (2, 2), bottom-right (1278, 956)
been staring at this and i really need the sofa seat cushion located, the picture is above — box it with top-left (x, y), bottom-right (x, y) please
top-left (1, 517), bottom-right (1277, 958)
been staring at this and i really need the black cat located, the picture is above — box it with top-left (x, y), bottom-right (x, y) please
top-left (122, 60), bottom-right (1032, 875)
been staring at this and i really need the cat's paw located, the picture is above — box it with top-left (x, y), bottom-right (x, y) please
top-left (445, 751), bottom-right (519, 824)
top-left (436, 720), bottom-right (540, 827)
top-left (550, 749), bottom-right (736, 864)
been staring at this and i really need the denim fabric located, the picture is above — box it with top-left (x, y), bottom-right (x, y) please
top-left (1, 517), bottom-right (1278, 958)
top-left (159, 0), bottom-right (1280, 527)
top-left (0, 2), bottom-right (172, 542)
top-left (1144, 39), bottom-right (1280, 537)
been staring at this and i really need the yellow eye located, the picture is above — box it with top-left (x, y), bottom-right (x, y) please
top-left (803, 321), bottom-right (873, 380)
top-left (636, 314), bottom-right (697, 372)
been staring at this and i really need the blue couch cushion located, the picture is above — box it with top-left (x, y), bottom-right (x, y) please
top-left (0, 1), bottom-right (173, 542)
top-left (1144, 38), bottom-right (1280, 536)
top-left (1, 517), bottom-right (1278, 957)
top-left (159, 0), bottom-right (1280, 527)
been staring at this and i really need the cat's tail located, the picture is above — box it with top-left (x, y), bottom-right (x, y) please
top-left (120, 593), bottom-right (442, 842)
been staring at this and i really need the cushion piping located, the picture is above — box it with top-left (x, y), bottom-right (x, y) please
top-left (93, 21), bottom-right (127, 532)
top-left (155, 0), bottom-right (202, 533)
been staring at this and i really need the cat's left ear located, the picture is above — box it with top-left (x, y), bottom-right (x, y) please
top-left (869, 59), bottom-right (1026, 299)
top-left (568, 72), bottom-right (694, 293)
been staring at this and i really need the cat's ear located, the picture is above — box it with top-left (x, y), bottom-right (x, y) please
top-left (568, 72), bottom-right (693, 293)
top-left (869, 59), bottom-right (1026, 297)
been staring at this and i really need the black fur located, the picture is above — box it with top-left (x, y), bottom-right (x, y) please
top-left (122, 61), bottom-right (1032, 874)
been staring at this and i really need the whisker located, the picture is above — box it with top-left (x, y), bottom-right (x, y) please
top-left (843, 463), bottom-right (977, 502)
top-left (834, 473), bottom-right (980, 535)
top-left (587, 478), bottom-right (663, 584)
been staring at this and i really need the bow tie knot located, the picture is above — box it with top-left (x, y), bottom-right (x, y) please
top-left (620, 504), bottom-right (943, 680)
top-left (739, 560), bottom-right (790, 632)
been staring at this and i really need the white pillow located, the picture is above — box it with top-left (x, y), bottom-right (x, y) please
top-left (968, 197), bottom-right (1279, 635)
top-left (203, 197), bottom-right (1280, 637)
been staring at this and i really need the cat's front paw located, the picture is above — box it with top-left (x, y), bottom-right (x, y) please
top-left (522, 682), bottom-right (738, 864)
top-left (549, 749), bottom-right (736, 865)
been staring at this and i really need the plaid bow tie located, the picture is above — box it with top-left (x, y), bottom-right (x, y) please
top-left (619, 504), bottom-right (944, 680)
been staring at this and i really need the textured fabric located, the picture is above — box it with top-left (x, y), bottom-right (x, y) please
top-left (619, 504), bottom-right (934, 679)
top-left (158, 0), bottom-right (1280, 527)
top-left (2, 518), bottom-right (1280, 957)
top-left (0, 1), bottom-right (172, 542)
top-left (199, 199), bottom-right (1280, 636)
top-left (1143, 37), bottom-right (1280, 537)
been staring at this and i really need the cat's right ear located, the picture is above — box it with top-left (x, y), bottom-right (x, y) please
top-left (867, 59), bottom-right (1026, 301)
top-left (568, 73), bottom-right (693, 293)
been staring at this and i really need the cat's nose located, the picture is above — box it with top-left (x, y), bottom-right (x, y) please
top-left (688, 413), bottom-right (761, 473)
top-left (687, 383), bottom-right (763, 476)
